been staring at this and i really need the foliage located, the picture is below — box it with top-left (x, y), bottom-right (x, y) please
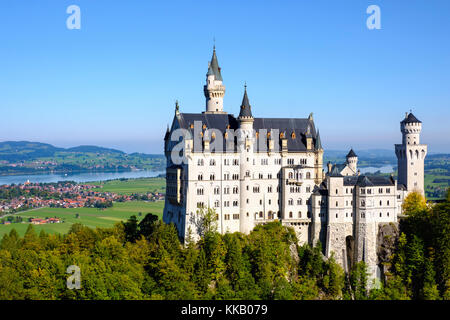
top-left (0, 191), bottom-right (448, 300)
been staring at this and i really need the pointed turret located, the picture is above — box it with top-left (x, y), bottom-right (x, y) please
top-left (346, 148), bottom-right (358, 173)
top-left (315, 130), bottom-right (322, 150)
top-left (238, 84), bottom-right (253, 119)
top-left (204, 46), bottom-right (226, 113)
top-left (207, 46), bottom-right (223, 81)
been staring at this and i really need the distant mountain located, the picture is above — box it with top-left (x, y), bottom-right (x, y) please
top-left (0, 141), bottom-right (164, 163)
top-left (66, 145), bottom-right (125, 154)
top-left (0, 141), bottom-right (64, 162)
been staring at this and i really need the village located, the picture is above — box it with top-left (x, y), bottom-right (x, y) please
top-left (0, 180), bottom-right (165, 224)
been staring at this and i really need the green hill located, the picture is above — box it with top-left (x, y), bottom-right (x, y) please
top-left (0, 141), bottom-right (165, 175)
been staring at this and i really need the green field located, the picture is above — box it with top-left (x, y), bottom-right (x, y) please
top-left (86, 177), bottom-right (166, 195)
top-left (0, 200), bottom-right (164, 238)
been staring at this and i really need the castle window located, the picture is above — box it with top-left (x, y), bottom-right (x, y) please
top-left (336, 189), bottom-right (338, 195)
top-left (269, 199), bottom-right (271, 205)
top-left (288, 199), bottom-right (294, 206)
top-left (387, 200), bottom-right (390, 205)
top-left (245, 170), bottom-right (250, 177)
top-left (247, 199), bottom-right (249, 204)
top-left (336, 214), bottom-right (338, 218)
top-left (198, 173), bottom-right (203, 181)
top-left (387, 212), bottom-right (389, 217)
top-left (259, 212), bottom-right (263, 218)
top-left (306, 172), bottom-right (311, 179)
top-left (380, 200), bottom-right (382, 206)
top-left (198, 159), bottom-right (204, 166)
top-left (210, 174), bottom-right (215, 181)
top-left (197, 188), bottom-right (204, 195)
top-left (297, 199), bottom-right (302, 205)
top-left (214, 200), bottom-right (219, 207)
top-left (306, 186), bottom-right (311, 192)
top-left (210, 159), bottom-right (216, 166)
top-left (386, 188), bottom-right (390, 193)
top-left (380, 212), bottom-right (382, 217)
top-left (289, 212), bottom-right (293, 218)
top-left (298, 211), bottom-right (302, 218)
top-left (346, 212), bottom-right (348, 217)
top-left (361, 200), bottom-right (365, 207)
top-left (233, 214), bottom-right (240, 220)
top-left (336, 201), bottom-right (338, 207)
top-left (214, 187), bottom-right (220, 195)
top-left (233, 200), bottom-right (238, 207)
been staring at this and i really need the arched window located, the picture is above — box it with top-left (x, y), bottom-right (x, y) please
top-left (288, 199), bottom-right (294, 206)
top-left (306, 172), bottom-right (311, 179)
top-left (289, 172), bottom-right (293, 179)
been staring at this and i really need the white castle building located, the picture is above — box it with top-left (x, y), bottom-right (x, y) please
top-left (163, 48), bottom-right (427, 280)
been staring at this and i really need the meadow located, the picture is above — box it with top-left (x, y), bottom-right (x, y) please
top-left (0, 200), bottom-right (164, 238)
top-left (86, 177), bottom-right (165, 195)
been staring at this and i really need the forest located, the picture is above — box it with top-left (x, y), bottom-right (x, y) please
top-left (0, 190), bottom-right (448, 300)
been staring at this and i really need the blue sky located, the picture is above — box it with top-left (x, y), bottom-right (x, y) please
top-left (1, 0), bottom-right (449, 154)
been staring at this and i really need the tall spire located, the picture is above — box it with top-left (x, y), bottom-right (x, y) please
top-left (315, 130), bottom-right (322, 150)
top-left (204, 46), bottom-right (226, 113)
top-left (238, 84), bottom-right (253, 119)
top-left (208, 46), bottom-right (222, 81)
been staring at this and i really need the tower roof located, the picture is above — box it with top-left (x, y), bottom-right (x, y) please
top-left (401, 112), bottom-right (421, 124)
top-left (346, 148), bottom-right (357, 158)
top-left (329, 165), bottom-right (343, 177)
top-left (207, 46), bottom-right (223, 81)
top-left (238, 85), bottom-right (253, 119)
top-left (315, 130), bottom-right (322, 150)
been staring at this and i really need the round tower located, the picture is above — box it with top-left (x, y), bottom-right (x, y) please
top-left (346, 149), bottom-right (358, 173)
top-left (395, 112), bottom-right (427, 194)
top-left (401, 112), bottom-right (422, 145)
top-left (238, 85), bottom-right (255, 234)
top-left (204, 46), bottom-right (226, 113)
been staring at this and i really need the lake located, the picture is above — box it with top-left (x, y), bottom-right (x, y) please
top-left (0, 170), bottom-right (165, 185)
top-left (359, 165), bottom-right (395, 174)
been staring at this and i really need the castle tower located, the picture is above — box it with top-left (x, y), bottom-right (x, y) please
top-left (325, 166), bottom-right (353, 267)
top-left (238, 85), bottom-right (255, 234)
top-left (346, 149), bottom-right (358, 173)
top-left (204, 46), bottom-right (226, 113)
top-left (395, 112), bottom-right (427, 194)
top-left (314, 130), bottom-right (324, 184)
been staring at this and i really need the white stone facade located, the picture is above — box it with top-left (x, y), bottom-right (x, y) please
top-left (163, 49), bottom-right (426, 282)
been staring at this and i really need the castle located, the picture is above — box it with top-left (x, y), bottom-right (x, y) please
top-left (163, 48), bottom-right (427, 281)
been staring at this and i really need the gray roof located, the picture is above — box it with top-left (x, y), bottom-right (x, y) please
top-left (174, 112), bottom-right (319, 152)
top-left (401, 112), bottom-right (421, 124)
top-left (343, 175), bottom-right (395, 187)
top-left (329, 165), bottom-right (343, 177)
top-left (315, 130), bottom-right (322, 150)
top-left (238, 87), bottom-right (253, 118)
top-left (207, 47), bottom-right (223, 81)
top-left (346, 149), bottom-right (357, 158)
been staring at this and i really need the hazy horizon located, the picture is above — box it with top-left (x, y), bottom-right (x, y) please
top-left (0, 139), bottom-right (447, 156)
top-left (1, 1), bottom-right (449, 154)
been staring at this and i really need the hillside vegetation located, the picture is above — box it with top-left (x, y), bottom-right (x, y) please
top-left (0, 141), bottom-right (165, 175)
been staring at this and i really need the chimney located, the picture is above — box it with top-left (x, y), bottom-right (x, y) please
top-left (327, 162), bottom-right (332, 173)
